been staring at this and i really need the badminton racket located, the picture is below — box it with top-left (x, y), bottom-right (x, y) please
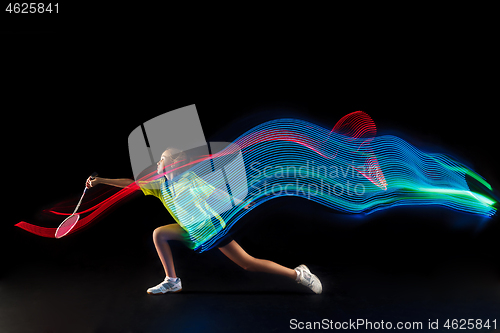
top-left (55, 172), bottom-right (98, 238)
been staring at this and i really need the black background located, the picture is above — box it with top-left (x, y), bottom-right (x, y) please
top-left (2, 8), bottom-right (499, 333)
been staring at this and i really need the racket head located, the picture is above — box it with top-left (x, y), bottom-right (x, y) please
top-left (55, 214), bottom-right (80, 238)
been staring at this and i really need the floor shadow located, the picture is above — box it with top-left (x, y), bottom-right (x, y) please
top-left (175, 289), bottom-right (317, 295)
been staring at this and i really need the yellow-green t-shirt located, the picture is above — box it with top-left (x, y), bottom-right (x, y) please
top-left (139, 171), bottom-right (227, 250)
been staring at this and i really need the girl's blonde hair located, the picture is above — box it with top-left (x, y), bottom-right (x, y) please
top-left (164, 147), bottom-right (187, 163)
top-left (163, 147), bottom-right (192, 178)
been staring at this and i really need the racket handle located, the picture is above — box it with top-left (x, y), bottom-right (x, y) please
top-left (90, 172), bottom-right (98, 180)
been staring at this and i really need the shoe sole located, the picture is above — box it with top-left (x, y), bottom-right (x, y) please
top-left (147, 288), bottom-right (183, 295)
top-left (308, 275), bottom-right (323, 295)
top-left (311, 279), bottom-right (322, 294)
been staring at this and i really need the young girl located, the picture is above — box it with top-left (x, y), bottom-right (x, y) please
top-left (86, 147), bottom-right (322, 295)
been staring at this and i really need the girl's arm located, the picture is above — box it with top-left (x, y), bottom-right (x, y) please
top-left (86, 176), bottom-right (134, 189)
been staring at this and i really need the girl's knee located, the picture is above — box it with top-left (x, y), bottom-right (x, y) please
top-left (241, 257), bottom-right (258, 272)
top-left (219, 241), bottom-right (260, 271)
top-left (152, 226), bottom-right (167, 241)
top-left (153, 224), bottom-right (184, 242)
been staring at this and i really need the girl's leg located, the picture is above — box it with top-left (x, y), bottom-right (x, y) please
top-left (219, 240), bottom-right (297, 280)
top-left (152, 224), bottom-right (188, 278)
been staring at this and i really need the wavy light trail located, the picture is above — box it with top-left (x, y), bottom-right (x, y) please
top-left (15, 111), bottom-right (497, 252)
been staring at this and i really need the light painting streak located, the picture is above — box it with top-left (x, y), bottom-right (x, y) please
top-left (15, 111), bottom-right (497, 252)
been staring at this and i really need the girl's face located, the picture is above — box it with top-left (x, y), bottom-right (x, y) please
top-left (157, 151), bottom-right (174, 175)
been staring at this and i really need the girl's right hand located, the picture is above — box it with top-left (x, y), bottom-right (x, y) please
top-left (86, 176), bottom-right (100, 189)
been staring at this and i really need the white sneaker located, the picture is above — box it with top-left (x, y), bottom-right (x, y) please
top-left (147, 277), bottom-right (182, 295)
top-left (294, 264), bottom-right (322, 294)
